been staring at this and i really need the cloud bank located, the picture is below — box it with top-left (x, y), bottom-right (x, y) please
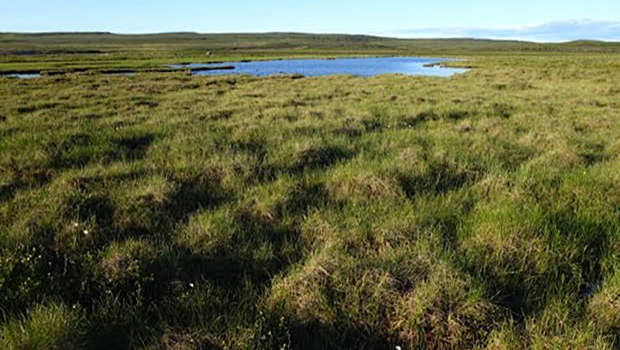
top-left (392, 20), bottom-right (620, 42)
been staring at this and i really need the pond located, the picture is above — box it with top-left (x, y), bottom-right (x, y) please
top-left (0, 57), bottom-right (468, 80)
top-left (173, 57), bottom-right (468, 77)
top-left (1, 73), bottom-right (41, 79)
top-left (0, 72), bottom-right (133, 79)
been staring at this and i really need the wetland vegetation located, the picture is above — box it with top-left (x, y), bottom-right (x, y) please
top-left (1, 33), bottom-right (620, 349)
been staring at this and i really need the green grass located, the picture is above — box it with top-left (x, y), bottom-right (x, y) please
top-left (1, 32), bottom-right (620, 73)
top-left (1, 38), bottom-right (620, 349)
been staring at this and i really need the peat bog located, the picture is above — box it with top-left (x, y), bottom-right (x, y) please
top-left (1, 33), bottom-right (620, 349)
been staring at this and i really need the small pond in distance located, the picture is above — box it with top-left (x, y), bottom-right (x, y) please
top-left (1, 73), bottom-right (41, 79)
top-left (172, 57), bottom-right (468, 77)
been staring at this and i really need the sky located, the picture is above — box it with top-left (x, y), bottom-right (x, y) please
top-left (2, 0), bottom-right (619, 42)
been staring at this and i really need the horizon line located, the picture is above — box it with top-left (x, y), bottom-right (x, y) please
top-left (1, 31), bottom-right (619, 44)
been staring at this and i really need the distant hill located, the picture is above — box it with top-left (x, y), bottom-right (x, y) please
top-left (1, 32), bottom-right (619, 55)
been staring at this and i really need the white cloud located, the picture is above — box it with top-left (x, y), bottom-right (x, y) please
top-left (391, 19), bottom-right (620, 42)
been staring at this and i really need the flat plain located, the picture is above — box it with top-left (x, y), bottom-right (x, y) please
top-left (1, 33), bottom-right (620, 349)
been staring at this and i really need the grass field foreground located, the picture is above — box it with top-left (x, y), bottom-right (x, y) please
top-left (1, 52), bottom-right (620, 349)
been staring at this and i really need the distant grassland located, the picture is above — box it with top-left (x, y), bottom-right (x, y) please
top-left (1, 32), bottom-right (620, 73)
top-left (1, 34), bottom-right (620, 349)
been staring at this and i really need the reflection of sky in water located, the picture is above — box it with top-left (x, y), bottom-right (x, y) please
top-left (174, 57), bottom-right (468, 77)
top-left (1, 74), bottom-right (41, 79)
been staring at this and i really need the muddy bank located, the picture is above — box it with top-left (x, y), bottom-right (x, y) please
top-left (189, 65), bottom-right (235, 73)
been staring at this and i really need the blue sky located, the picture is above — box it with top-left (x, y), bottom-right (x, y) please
top-left (2, 0), bottom-right (619, 42)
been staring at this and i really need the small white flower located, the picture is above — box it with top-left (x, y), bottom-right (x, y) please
top-left (189, 283), bottom-right (195, 288)
top-left (396, 346), bottom-right (402, 350)
top-left (83, 230), bottom-right (89, 235)
top-left (73, 222), bottom-right (79, 227)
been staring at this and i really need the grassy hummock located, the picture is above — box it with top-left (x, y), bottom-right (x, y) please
top-left (1, 50), bottom-right (620, 349)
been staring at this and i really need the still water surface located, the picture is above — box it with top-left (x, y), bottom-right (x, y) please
top-left (2, 74), bottom-right (41, 79)
top-left (174, 57), bottom-right (468, 77)
top-left (1, 57), bottom-right (468, 79)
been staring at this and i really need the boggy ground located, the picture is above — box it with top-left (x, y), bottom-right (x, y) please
top-left (1, 54), bottom-right (620, 349)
